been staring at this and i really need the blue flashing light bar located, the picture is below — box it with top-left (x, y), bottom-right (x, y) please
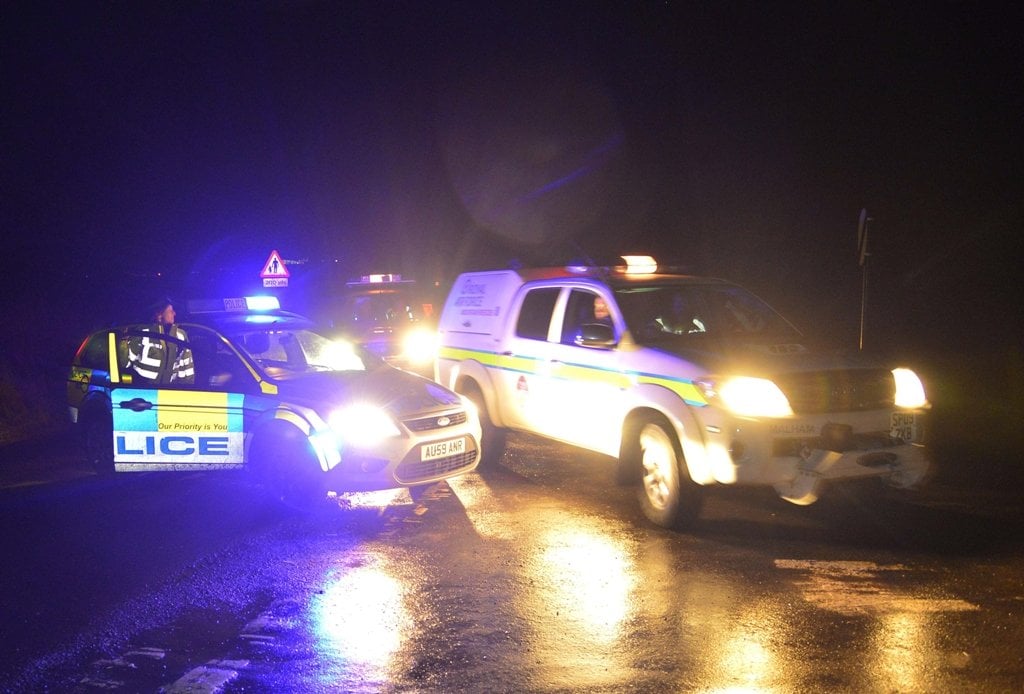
top-left (243, 314), bottom-right (282, 324)
top-left (245, 296), bottom-right (281, 311)
top-left (186, 296), bottom-right (281, 313)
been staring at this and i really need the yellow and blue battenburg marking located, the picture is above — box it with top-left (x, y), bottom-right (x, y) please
top-left (113, 390), bottom-right (248, 468)
top-left (437, 347), bottom-right (709, 407)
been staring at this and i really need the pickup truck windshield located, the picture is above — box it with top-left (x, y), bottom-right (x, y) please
top-left (615, 284), bottom-right (801, 343)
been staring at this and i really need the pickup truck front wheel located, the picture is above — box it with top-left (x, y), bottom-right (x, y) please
top-left (460, 382), bottom-right (506, 471)
top-left (629, 417), bottom-right (703, 530)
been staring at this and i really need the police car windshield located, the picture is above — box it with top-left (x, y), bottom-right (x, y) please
top-left (232, 328), bottom-right (368, 373)
top-left (615, 284), bottom-right (800, 343)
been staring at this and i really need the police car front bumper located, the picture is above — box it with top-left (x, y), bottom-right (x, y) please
top-left (322, 429), bottom-right (481, 492)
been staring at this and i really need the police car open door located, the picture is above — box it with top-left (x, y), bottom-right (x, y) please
top-left (111, 327), bottom-right (246, 471)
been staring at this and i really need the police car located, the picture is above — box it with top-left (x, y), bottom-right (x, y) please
top-left (317, 274), bottom-right (440, 378)
top-left (435, 256), bottom-right (931, 529)
top-left (67, 297), bottom-right (481, 504)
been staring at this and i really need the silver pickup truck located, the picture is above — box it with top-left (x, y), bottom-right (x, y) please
top-left (435, 256), bottom-right (930, 529)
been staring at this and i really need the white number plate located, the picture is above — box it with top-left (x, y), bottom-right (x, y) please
top-left (421, 437), bottom-right (465, 461)
top-left (890, 412), bottom-right (918, 442)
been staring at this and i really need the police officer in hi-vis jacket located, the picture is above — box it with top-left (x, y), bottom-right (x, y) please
top-left (125, 298), bottom-right (195, 384)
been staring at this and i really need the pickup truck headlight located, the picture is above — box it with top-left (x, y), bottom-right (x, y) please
top-left (892, 368), bottom-right (928, 409)
top-left (699, 376), bottom-right (794, 418)
top-left (328, 404), bottom-right (401, 447)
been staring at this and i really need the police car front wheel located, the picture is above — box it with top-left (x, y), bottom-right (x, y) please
top-left (250, 424), bottom-right (328, 511)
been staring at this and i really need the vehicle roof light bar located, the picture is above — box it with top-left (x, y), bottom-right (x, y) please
top-left (245, 296), bottom-right (281, 311)
top-left (620, 255), bottom-right (658, 274)
top-left (186, 296), bottom-right (281, 313)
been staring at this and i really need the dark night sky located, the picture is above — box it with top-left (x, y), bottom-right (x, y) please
top-left (3, 1), bottom-right (1022, 356)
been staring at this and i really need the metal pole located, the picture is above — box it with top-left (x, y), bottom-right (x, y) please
top-left (859, 259), bottom-right (867, 351)
top-left (856, 208), bottom-right (870, 351)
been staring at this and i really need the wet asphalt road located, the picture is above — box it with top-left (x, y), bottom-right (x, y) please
top-left (1, 431), bottom-right (1022, 692)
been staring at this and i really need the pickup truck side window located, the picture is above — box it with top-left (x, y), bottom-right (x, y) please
top-left (515, 287), bottom-right (560, 340)
top-left (561, 290), bottom-right (613, 345)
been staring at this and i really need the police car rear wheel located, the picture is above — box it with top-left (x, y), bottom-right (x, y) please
top-left (82, 409), bottom-right (114, 475)
top-left (632, 418), bottom-right (703, 530)
top-left (460, 381), bottom-right (506, 471)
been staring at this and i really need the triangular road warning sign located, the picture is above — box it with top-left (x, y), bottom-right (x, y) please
top-left (260, 249), bottom-right (290, 278)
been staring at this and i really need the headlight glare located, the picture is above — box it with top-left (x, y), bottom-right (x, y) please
top-left (706, 376), bottom-right (794, 417)
top-left (403, 328), bottom-right (438, 365)
top-left (892, 368), bottom-right (928, 409)
top-left (321, 339), bottom-right (366, 371)
top-left (328, 404), bottom-right (401, 447)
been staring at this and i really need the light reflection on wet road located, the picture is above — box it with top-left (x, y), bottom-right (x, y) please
top-left (313, 560), bottom-right (410, 686)
top-left (1, 432), bottom-right (1022, 691)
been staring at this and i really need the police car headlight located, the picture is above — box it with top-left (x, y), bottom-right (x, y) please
top-left (329, 405), bottom-right (401, 447)
top-left (699, 376), bottom-right (794, 418)
top-left (403, 328), bottom-right (438, 365)
top-left (892, 368), bottom-right (928, 409)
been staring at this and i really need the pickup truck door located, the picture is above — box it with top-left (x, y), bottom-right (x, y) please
top-left (533, 288), bottom-right (629, 455)
top-left (501, 287), bottom-right (627, 455)
top-left (490, 286), bottom-right (562, 431)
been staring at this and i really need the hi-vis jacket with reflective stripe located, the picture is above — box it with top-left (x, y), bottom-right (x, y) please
top-left (126, 324), bottom-right (195, 384)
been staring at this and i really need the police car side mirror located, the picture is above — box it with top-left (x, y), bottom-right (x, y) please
top-left (575, 323), bottom-right (617, 348)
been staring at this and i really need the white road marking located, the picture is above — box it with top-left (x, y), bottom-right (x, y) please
top-left (124, 646), bottom-right (166, 659)
top-left (78, 676), bottom-right (124, 689)
top-left (163, 659), bottom-right (249, 693)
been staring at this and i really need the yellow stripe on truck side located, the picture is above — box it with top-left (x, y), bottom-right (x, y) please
top-left (438, 346), bottom-right (708, 407)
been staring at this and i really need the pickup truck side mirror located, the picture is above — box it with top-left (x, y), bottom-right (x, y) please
top-left (575, 322), bottom-right (617, 348)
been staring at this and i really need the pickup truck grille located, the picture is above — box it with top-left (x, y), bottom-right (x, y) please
top-left (773, 369), bottom-right (895, 414)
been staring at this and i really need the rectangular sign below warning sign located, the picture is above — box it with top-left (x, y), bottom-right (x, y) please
top-left (263, 278), bottom-right (288, 287)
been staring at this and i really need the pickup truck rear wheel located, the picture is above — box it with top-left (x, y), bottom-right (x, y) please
top-left (630, 417), bottom-right (703, 529)
top-left (460, 382), bottom-right (506, 471)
